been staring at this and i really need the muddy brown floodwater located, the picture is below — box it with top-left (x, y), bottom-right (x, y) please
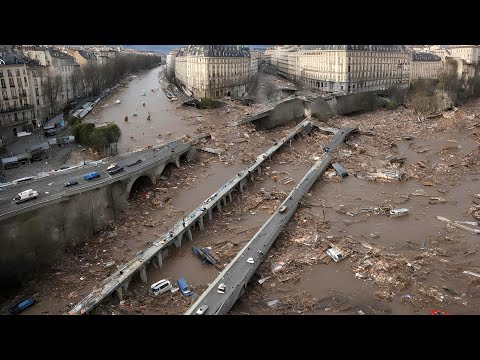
top-left (2, 69), bottom-right (480, 316)
top-left (87, 66), bottom-right (197, 153)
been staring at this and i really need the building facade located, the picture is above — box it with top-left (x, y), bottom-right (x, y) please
top-left (410, 52), bottom-right (443, 81)
top-left (250, 50), bottom-right (260, 77)
top-left (64, 49), bottom-right (96, 68)
top-left (166, 50), bottom-right (178, 79)
top-left (175, 45), bottom-right (251, 99)
top-left (267, 45), bottom-right (411, 93)
top-left (0, 53), bottom-right (35, 141)
top-left (449, 45), bottom-right (480, 64)
top-left (22, 47), bottom-right (80, 111)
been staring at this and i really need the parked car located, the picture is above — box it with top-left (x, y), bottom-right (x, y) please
top-left (64, 180), bottom-right (79, 187)
top-left (84, 172), bottom-right (100, 180)
top-left (13, 189), bottom-right (38, 204)
top-left (149, 279), bottom-right (173, 297)
top-left (9, 297), bottom-right (36, 315)
top-left (177, 277), bottom-right (193, 297)
top-left (107, 165), bottom-right (124, 175)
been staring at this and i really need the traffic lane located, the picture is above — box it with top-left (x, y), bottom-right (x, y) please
top-left (1, 140), bottom-right (186, 197)
top-left (0, 147), bottom-right (161, 198)
top-left (198, 213), bottom-right (289, 314)
top-left (0, 143), bottom-right (189, 213)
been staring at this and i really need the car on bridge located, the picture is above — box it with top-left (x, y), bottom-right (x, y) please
top-left (65, 180), bottom-right (79, 187)
top-left (13, 189), bottom-right (38, 204)
top-left (84, 172), bottom-right (100, 181)
top-left (127, 158), bottom-right (143, 167)
top-left (107, 165), bottom-right (124, 175)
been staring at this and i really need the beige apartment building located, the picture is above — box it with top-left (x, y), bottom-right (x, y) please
top-left (449, 45), bottom-right (480, 64)
top-left (175, 45), bottom-right (251, 99)
top-left (64, 49), bottom-right (96, 68)
top-left (410, 52), bottom-right (443, 81)
top-left (22, 47), bottom-right (80, 111)
top-left (250, 50), bottom-right (260, 77)
top-left (295, 45), bottom-right (410, 93)
top-left (166, 50), bottom-right (178, 79)
top-left (0, 53), bottom-right (36, 141)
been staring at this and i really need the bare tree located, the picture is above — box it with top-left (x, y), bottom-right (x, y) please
top-left (70, 68), bottom-right (83, 99)
top-left (42, 71), bottom-right (62, 114)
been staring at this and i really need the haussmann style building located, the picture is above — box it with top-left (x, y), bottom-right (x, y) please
top-left (410, 52), bottom-right (443, 81)
top-left (269, 45), bottom-right (411, 93)
top-left (174, 45), bottom-right (251, 99)
top-left (0, 52), bottom-right (36, 141)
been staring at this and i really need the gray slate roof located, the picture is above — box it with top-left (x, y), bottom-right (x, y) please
top-left (302, 45), bottom-right (407, 52)
top-left (177, 45), bottom-right (250, 57)
top-left (412, 52), bottom-right (441, 61)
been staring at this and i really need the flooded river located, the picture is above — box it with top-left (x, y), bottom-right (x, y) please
top-left (87, 66), bottom-right (197, 153)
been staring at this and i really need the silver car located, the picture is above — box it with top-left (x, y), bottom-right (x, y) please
top-left (149, 279), bottom-right (172, 296)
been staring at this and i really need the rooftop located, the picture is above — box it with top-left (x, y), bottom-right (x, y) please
top-left (0, 53), bottom-right (26, 65)
top-left (412, 52), bottom-right (441, 61)
top-left (302, 45), bottom-right (407, 52)
top-left (177, 45), bottom-right (250, 58)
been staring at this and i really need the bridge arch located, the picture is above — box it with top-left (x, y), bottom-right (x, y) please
top-left (126, 174), bottom-right (156, 196)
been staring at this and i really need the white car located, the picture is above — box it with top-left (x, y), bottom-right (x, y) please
top-left (196, 305), bottom-right (209, 315)
top-left (149, 279), bottom-right (172, 297)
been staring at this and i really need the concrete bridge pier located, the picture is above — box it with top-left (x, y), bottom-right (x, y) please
top-left (157, 253), bottom-right (163, 268)
top-left (116, 287), bottom-right (124, 301)
top-left (208, 209), bottom-right (213, 220)
top-left (187, 228), bottom-right (193, 241)
top-left (257, 166), bottom-right (262, 176)
top-left (140, 266), bottom-right (147, 283)
top-left (228, 192), bottom-right (233, 203)
top-left (216, 201), bottom-right (222, 212)
top-left (174, 236), bottom-right (182, 248)
top-left (222, 197), bottom-right (227, 207)
top-left (198, 216), bottom-right (204, 230)
top-left (175, 156), bottom-right (181, 168)
top-left (123, 277), bottom-right (131, 293)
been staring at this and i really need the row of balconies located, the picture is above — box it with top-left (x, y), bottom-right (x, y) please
top-left (0, 104), bottom-right (34, 114)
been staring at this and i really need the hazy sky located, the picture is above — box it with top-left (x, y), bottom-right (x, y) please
top-left (123, 45), bottom-right (271, 53)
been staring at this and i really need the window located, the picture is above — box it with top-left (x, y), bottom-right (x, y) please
top-left (9, 78), bottom-right (15, 87)
top-left (0, 70), bottom-right (3, 76)
top-left (22, 69), bottom-right (25, 75)
top-left (1, 79), bottom-right (5, 88)
top-left (16, 69), bottom-right (20, 76)
top-left (35, 87), bottom-right (39, 96)
top-left (36, 98), bottom-right (40, 105)
top-left (7, 69), bottom-right (12, 76)
top-left (24, 77), bottom-right (27, 84)
top-left (11, 89), bottom-right (17, 97)
top-left (17, 78), bottom-right (22, 86)
top-left (34, 78), bottom-right (38, 86)
top-left (2, 90), bottom-right (7, 99)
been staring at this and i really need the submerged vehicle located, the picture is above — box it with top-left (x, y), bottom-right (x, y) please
top-left (177, 277), bottom-right (193, 297)
top-left (9, 297), bottom-right (36, 315)
top-left (149, 279), bottom-right (173, 297)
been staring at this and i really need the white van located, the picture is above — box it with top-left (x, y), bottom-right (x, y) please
top-left (149, 279), bottom-right (172, 297)
top-left (14, 189), bottom-right (38, 204)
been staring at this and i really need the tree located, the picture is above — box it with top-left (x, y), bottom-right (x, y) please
top-left (70, 68), bottom-right (83, 99)
top-left (42, 71), bottom-right (62, 114)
